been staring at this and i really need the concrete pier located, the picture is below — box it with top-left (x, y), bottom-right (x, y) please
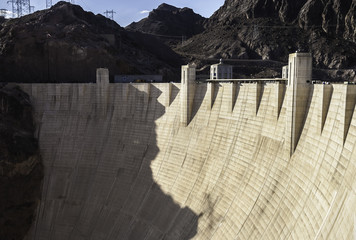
top-left (180, 64), bottom-right (196, 126)
top-left (285, 52), bottom-right (312, 156)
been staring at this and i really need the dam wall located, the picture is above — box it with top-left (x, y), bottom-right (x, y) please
top-left (19, 80), bottom-right (356, 239)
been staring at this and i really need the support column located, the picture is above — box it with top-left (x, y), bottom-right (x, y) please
top-left (320, 84), bottom-right (333, 133)
top-left (142, 83), bottom-right (151, 106)
top-left (207, 82), bottom-right (214, 110)
top-left (165, 82), bottom-right (172, 107)
top-left (275, 82), bottom-right (285, 119)
top-left (96, 68), bottom-right (109, 114)
top-left (256, 82), bottom-right (262, 114)
top-left (96, 68), bottom-right (109, 85)
top-left (229, 82), bottom-right (237, 112)
top-left (181, 64), bottom-right (196, 126)
top-left (342, 84), bottom-right (356, 144)
top-left (285, 52), bottom-right (312, 156)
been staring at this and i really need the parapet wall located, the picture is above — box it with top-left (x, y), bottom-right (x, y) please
top-left (19, 82), bottom-right (356, 239)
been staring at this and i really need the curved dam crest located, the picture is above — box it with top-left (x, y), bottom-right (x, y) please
top-left (18, 53), bottom-right (356, 239)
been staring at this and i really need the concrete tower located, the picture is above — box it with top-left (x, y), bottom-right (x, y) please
top-left (96, 68), bottom-right (109, 114)
top-left (210, 59), bottom-right (233, 80)
top-left (287, 52), bottom-right (312, 86)
top-left (96, 68), bottom-right (109, 85)
top-left (286, 52), bottom-right (312, 156)
top-left (181, 64), bottom-right (196, 126)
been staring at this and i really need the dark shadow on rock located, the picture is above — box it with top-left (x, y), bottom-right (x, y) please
top-left (0, 85), bottom-right (43, 240)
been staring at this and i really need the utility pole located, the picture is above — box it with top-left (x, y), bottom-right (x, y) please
top-left (104, 10), bottom-right (116, 20)
top-left (7, 0), bottom-right (32, 18)
top-left (46, 0), bottom-right (52, 8)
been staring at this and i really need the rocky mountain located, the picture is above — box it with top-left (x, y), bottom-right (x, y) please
top-left (126, 3), bottom-right (206, 47)
top-left (0, 84), bottom-right (43, 240)
top-left (177, 0), bottom-right (356, 80)
top-left (0, 2), bottom-right (183, 83)
top-left (208, 0), bottom-right (356, 40)
top-left (1, 0), bottom-right (355, 82)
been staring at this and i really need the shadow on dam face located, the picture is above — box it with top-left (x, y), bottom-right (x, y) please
top-left (23, 84), bottom-right (199, 239)
top-left (20, 81), bottom-right (356, 239)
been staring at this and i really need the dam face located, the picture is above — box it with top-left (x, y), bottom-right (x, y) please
top-left (16, 54), bottom-right (356, 240)
top-left (19, 77), bottom-right (356, 239)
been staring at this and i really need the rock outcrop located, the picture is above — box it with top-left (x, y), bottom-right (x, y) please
top-left (0, 2), bottom-right (183, 83)
top-left (177, 0), bottom-right (356, 79)
top-left (208, 0), bottom-right (356, 40)
top-left (0, 84), bottom-right (43, 240)
top-left (1, 0), bottom-right (356, 81)
top-left (126, 3), bottom-right (206, 47)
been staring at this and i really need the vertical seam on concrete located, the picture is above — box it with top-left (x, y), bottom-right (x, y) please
top-left (209, 87), bottom-right (261, 239)
top-left (313, 191), bottom-right (338, 240)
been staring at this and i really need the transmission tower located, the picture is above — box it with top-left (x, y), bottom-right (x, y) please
top-left (46, 0), bottom-right (52, 8)
top-left (104, 10), bottom-right (116, 20)
top-left (7, 0), bottom-right (32, 18)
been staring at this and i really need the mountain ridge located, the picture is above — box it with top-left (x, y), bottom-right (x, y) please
top-left (126, 3), bottom-right (206, 47)
top-left (0, 1), bottom-right (183, 83)
top-left (175, 0), bottom-right (356, 80)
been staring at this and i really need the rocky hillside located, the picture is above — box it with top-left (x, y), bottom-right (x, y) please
top-left (0, 2), bottom-right (183, 83)
top-left (0, 84), bottom-right (43, 240)
top-left (177, 0), bottom-right (356, 80)
top-left (208, 0), bottom-right (356, 40)
top-left (126, 3), bottom-right (206, 47)
top-left (1, 0), bottom-right (355, 82)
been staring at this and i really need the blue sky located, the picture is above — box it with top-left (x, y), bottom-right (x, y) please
top-left (1, 0), bottom-right (225, 26)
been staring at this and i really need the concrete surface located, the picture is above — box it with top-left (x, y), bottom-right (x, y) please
top-left (19, 80), bottom-right (356, 239)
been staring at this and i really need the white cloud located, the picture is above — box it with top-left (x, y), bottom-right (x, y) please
top-left (140, 10), bottom-right (149, 14)
top-left (0, 10), bottom-right (13, 18)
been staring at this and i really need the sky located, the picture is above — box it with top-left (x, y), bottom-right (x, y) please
top-left (0, 0), bottom-right (225, 27)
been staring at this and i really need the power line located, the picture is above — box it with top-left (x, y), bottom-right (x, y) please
top-left (104, 10), bottom-right (116, 20)
top-left (139, 31), bottom-right (183, 39)
top-left (135, 23), bottom-right (345, 40)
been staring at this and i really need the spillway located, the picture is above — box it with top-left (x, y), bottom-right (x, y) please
top-left (19, 75), bottom-right (356, 239)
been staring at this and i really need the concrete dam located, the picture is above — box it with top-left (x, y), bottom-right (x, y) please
top-left (20, 53), bottom-right (356, 239)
